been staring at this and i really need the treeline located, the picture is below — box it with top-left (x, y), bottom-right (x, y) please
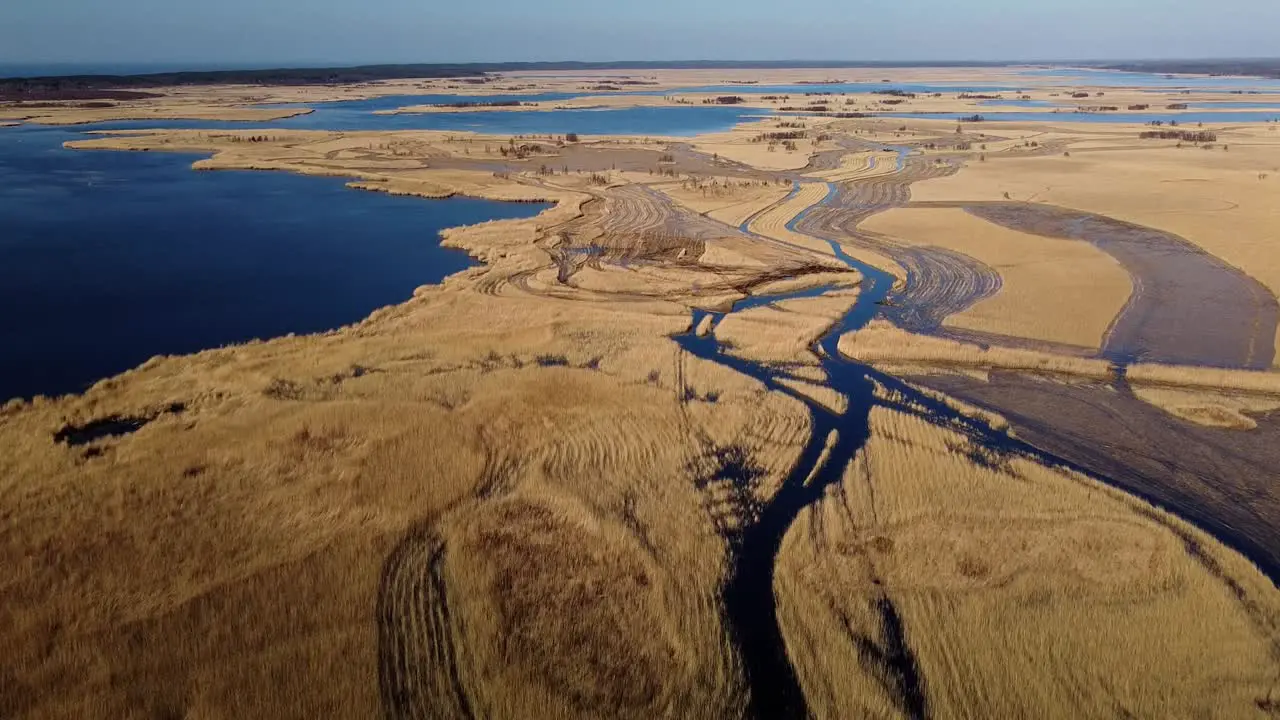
top-left (0, 64), bottom-right (499, 94)
top-left (0, 87), bottom-right (159, 102)
top-left (1139, 129), bottom-right (1217, 142)
top-left (580, 80), bottom-right (659, 90)
top-left (1093, 59), bottom-right (1280, 80)
top-left (874, 89), bottom-right (917, 98)
top-left (3, 100), bottom-right (119, 108)
top-left (499, 143), bottom-right (546, 159)
top-left (431, 100), bottom-right (529, 108)
top-left (753, 131), bottom-right (806, 142)
top-left (703, 96), bottom-right (745, 104)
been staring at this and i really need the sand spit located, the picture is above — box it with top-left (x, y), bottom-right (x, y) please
top-left (0, 103), bottom-right (313, 126)
top-left (4, 73), bottom-right (1280, 718)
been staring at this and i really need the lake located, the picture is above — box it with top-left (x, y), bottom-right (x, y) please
top-left (7, 64), bottom-right (1280, 401)
top-left (876, 110), bottom-right (1280, 124)
top-left (274, 102), bottom-right (770, 136)
top-left (1017, 67), bottom-right (1280, 90)
top-left (0, 124), bottom-right (549, 401)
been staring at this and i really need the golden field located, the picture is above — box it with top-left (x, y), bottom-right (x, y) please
top-left (4, 68), bottom-right (1280, 718)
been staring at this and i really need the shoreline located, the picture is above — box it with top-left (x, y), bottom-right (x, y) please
top-left (0, 104), bottom-right (314, 127)
top-left (6, 68), bottom-right (1280, 718)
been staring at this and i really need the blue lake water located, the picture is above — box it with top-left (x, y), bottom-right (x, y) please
top-left (977, 99), bottom-right (1280, 111)
top-left (0, 124), bottom-right (549, 401)
top-left (275, 103), bottom-right (770, 136)
top-left (1188, 102), bottom-right (1280, 110)
top-left (668, 83), bottom-right (1020, 95)
top-left (978, 98), bottom-right (1059, 108)
top-left (7, 63), bottom-right (1280, 400)
top-left (1017, 67), bottom-right (1280, 90)
top-left (878, 110), bottom-right (1280, 124)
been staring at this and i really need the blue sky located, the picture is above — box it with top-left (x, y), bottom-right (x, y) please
top-left (2, 0), bottom-right (1278, 66)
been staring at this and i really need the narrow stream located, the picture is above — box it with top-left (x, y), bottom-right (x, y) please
top-left (676, 166), bottom-right (923, 717)
top-left (672, 145), bottom-right (1223, 719)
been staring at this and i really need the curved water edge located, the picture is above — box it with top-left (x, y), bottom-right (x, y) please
top-left (679, 149), bottom-right (1280, 719)
top-left (677, 159), bottom-right (907, 718)
top-left (0, 124), bottom-right (551, 402)
top-left (875, 110), bottom-right (1280, 124)
top-left (8, 79), bottom-right (1280, 713)
top-left (1016, 67), bottom-right (1280, 90)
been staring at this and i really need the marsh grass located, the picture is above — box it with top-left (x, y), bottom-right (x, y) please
top-left (7, 116), bottom-right (1280, 720)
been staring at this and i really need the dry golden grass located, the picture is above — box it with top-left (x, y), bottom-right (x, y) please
top-left (861, 207), bottom-right (1133, 349)
top-left (0, 264), bottom-right (823, 717)
top-left (1127, 362), bottom-right (1280, 394)
top-left (746, 182), bottom-right (840, 257)
top-left (713, 290), bottom-right (860, 364)
top-left (651, 176), bottom-right (793, 229)
top-left (777, 398), bottom-right (1280, 720)
top-left (1130, 386), bottom-right (1280, 429)
top-left (838, 321), bottom-right (1115, 380)
top-left (6, 102), bottom-right (1280, 719)
top-left (748, 271), bottom-right (860, 297)
top-left (0, 103), bottom-right (310, 126)
top-left (909, 134), bottom-right (1280, 364)
top-left (689, 119), bottom-right (823, 172)
top-left (805, 152), bottom-right (904, 183)
top-left (0, 128), bottom-right (822, 718)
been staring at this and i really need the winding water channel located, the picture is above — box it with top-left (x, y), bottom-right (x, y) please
top-left (7, 74), bottom-right (1279, 714)
top-left (675, 149), bottom-right (1280, 718)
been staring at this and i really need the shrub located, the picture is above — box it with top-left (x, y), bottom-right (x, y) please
top-left (1139, 130), bottom-right (1217, 142)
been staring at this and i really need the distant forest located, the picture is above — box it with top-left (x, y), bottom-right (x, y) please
top-left (0, 64), bottom-right (496, 99)
top-left (1089, 59), bottom-right (1280, 79)
top-left (0, 60), bottom-right (1019, 99)
top-left (4, 58), bottom-right (1279, 101)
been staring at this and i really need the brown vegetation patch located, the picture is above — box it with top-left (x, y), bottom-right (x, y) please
top-left (473, 500), bottom-right (671, 712)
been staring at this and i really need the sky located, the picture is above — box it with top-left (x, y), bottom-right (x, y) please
top-left (2, 0), bottom-right (1278, 69)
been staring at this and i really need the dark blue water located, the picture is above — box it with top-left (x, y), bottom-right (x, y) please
top-left (0, 124), bottom-right (548, 401)
top-left (1018, 67), bottom-right (1280, 90)
top-left (978, 98), bottom-right (1058, 108)
top-left (879, 110), bottom-right (1280, 124)
top-left (978, 99), bottom-right (1280, 111)
top-left (273, 102), bottom-right (768, 136)
top-left (1188, 101), bottom-right (1280, 110)
top-left (262, 92), bottom-right (586, 115)
top-left (671, 83), bottom-right (1019, 95)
